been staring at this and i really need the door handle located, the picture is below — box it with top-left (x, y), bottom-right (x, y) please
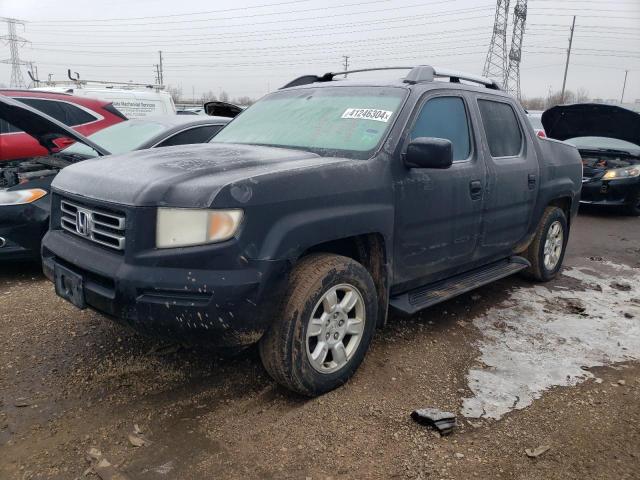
top-left (469, 180), bottom-right (482, 199)
top-left (528, 174), bottom-right (537, 190)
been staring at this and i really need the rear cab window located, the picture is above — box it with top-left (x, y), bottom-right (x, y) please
top-left (477, 99), bottom-right (523, 157)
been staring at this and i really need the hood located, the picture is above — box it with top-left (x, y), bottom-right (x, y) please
top-left (0, 95), bottom-right (110, 156)
top-left (203, 101), bottom-right (244, 118)
top-left (52, 143), bottom-right (349, 207)
top-left (542, 103), bottom-right (640, 146)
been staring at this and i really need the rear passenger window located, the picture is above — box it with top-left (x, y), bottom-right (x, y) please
top-left (478, 100), bottom-right (523, 157)
top-left (156, 125), bottom-right (224, 147)
top-left (410, 96), bottom-right (471, 161)
top-left (16, 98), bottom-right (96, 126)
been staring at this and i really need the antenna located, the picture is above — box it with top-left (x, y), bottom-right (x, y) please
top-left (483, 0), bottom-right (510, 89)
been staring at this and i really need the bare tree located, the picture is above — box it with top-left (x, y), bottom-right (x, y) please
top-left (575, 87), bottom-right (590, 103)
top-left (166, 85), bottom-right (183, 103)
top-left (219, 90), bottom-right (230, 102)
top-left (235, 96), bottom-right (255, 106)
top-left (200, 90), bottom-right (217, 103)
top-left (521, 97), bottom-right (545, 111)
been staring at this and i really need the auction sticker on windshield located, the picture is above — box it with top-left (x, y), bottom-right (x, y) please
top-left (341, 108), bottom-right (393, 122)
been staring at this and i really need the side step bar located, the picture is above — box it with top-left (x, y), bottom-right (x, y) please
top-left (389, 256), bottom-right (530, 315)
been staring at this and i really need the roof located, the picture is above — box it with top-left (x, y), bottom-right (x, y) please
top-left (0, 89), bottom-right (111, 106)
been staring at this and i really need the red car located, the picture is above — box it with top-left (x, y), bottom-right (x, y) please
top-left (0, 89), bottom-right (127, 162)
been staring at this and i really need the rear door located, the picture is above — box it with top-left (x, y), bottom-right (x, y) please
top-left (392, 92), bottom-right (486, 289)
top-left (474, 96), bottom-right (539, 259)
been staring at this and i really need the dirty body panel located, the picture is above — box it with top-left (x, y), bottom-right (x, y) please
top-left (42, 79), bottom-right (582, 346)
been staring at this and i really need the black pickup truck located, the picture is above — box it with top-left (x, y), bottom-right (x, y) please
top-left (42, 66), bottom-right (582, 396)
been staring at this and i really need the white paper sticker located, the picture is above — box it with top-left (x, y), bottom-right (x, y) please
top-left (341, 108), bottom-right (393, 123)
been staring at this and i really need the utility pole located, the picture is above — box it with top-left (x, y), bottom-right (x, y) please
top-left (343, 55), bottom-right (349, 78)
top-left (0, 17), bottom-right (29, 88)
top-left (483, 0), bottom-right (511, 88)
top-left (560, 16), bottom-right (576, 104)
top-left (158, 50), bottom-right (164, 85)
top-left (154, 64), bottom-right (160, 85)
top-left (620, 70), bottom-right (628, 103)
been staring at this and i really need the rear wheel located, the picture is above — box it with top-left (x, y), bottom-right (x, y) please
top-left (522, 206), bottom-right (568, 282)
top-left (624, 189), bottom-right (640, 216)
top-left (259, 254), bottom-right (377, 396)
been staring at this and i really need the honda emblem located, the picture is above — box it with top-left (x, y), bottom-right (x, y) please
top-left (75, 209), bottom-right (90, 236)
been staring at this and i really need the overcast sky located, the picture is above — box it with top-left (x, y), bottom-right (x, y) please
top-left (1, 0), bottom-right (639, 102)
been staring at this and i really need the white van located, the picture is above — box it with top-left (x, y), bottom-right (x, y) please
top-left (32, 86), bottom-right (176, 119)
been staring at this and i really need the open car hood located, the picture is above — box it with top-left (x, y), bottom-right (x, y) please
top-left (203, 101), bottom-right (244, 118)
top-left (542, 103), bottom-right (640, 146)
top-left (0, 95), bottom-right (110, 156)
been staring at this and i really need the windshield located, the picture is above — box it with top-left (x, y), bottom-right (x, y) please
top-left (61, 120), bottom-right (167, 157)
top-left (566, 136), bottom-right (640, 154)
top-left (211, 86), bottom-right (407, 159)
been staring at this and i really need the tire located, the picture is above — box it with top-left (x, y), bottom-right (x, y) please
top-left (624, 189), bottom-right (640, 216)
top-left (522, 206), bottom-right (569, 282)
top-left (259, 254), bottom-right (378, 396)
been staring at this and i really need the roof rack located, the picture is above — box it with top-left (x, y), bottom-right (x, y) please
top-left (280, 65), bottom-right (501, 90)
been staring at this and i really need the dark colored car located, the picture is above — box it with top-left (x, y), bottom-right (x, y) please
top-left (0, 89), bottom-right (127, 162)
top-left (42, 65), bottom-right (582, 396)
top-left (0, 97), bottom-right (230, 261)
top-left (542, 103), bottom-right (640, 215)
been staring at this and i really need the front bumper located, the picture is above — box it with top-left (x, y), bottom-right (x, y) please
top-left (0, 201), bottom-right (49, 261)
top-left (580, 177), bottom-right (639, 206)
top-left (42, 229), bottom-right (289, 346)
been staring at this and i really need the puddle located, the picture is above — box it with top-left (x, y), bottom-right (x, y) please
top-left (462, 262), bottom-right (640, 419)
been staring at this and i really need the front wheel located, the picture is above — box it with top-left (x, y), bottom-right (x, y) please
top-left (259, 254), bottom-right (378, 396)
top-left (522, 206), bottom-right (569, 282)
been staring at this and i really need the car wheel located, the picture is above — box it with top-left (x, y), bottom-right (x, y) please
top-left (259, 253), bottom-right (377, 396)
top-left (522, 206), bottom-right (568, 282)
top-left (624, 189), bottom-right (640, 216)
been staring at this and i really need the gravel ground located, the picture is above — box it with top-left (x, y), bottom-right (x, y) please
top-left (1, 207), bottom-right (639, 480)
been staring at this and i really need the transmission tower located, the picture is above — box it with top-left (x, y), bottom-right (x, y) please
top-left (505, 0), bottom-right (528, 98)
top-left (0, 17), bottom-right (28, 88)
top-left (483, 0), bottom-right (510, 88)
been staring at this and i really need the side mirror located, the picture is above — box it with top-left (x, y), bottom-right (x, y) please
top-left (404, 137), bottom-right (453, 169)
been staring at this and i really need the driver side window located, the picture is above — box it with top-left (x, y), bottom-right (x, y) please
top-left (410, 96), bottom-right (471, 162)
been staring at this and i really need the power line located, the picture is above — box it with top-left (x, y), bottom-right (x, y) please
top-left (26, 3), bottom-right (493, 35)
top-left (28, 0), bottom-right (390, 28)
top-left (28, 0), bottom-right (314, 23)
top-left (25, 27), bottom-right (494, 56)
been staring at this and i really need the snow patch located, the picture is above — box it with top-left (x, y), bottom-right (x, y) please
top-left (462, 262), bottom-right (640, 420)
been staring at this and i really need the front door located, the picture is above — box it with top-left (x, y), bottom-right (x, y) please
top-left (393, 93), bottom-right (486, 291)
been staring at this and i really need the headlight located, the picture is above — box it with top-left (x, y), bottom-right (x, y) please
top-left (603, 167), bottom-right (640, 180)
top-left (0, 188), bottom-right (47, 206)
top-left (156, 208), bottom-right (243, 248)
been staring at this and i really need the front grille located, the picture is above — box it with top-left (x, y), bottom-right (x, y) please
top-left (60, 199), bottom-right (126, 251)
